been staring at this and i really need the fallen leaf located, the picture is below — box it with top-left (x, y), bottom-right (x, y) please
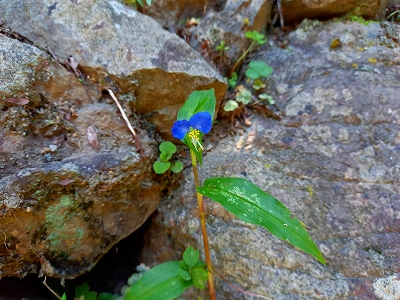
top-left (58, 179), bottom-right (75, 186)
top-left (3, 98), bottom-right (30, 105)
top-left (87, 126), bottom-right (99, 150)
top-left (68, 56), bottom-right (79, 69)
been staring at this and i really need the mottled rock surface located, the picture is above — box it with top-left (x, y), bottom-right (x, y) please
top-left (0, 0), bottom-right (226, 138)
top-left (0, 34), bottom-right (162, 279)
top-left (281, 0), bottom-right (388, 24)
top-left (146, 0), bottom-right (225, 28)
top-left (141, 20), bottom-right (400, 299)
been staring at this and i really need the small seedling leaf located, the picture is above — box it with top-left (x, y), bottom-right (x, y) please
top-left (183, 246), bottom-right (199, 269)
top-left (160, 152), bottom-right (173, 162)
top-left (197, 177), bottom-right (326, 265)
top-left (178, 269), bottom-right (192, 281)
top-left (61, 294), bottom-right (67, 300)
top-left (153, 161), bottom-right (171, 174)
top-left (245, 30), bottom-right (267, 44)
top-left (258, 94), bottom-right (275, 105)
top-left (191, 268), bottom-right (208, 290)
top-left (125, 261), bottom-right (192, 300)
top-left (75, 283), bottom-right (97, 300)
top-left (235, 89), bottom-right (251, 105)
top-left (170, 161), bottom-right (183, 173)
top-left (159, 141), bottom-right (177, 155)
top-left (228, 72), bottom-right (238, 87)
top-left (246, 61), bottom-right (273, 80)
top-left (224, 100), bottom-right (239, 112)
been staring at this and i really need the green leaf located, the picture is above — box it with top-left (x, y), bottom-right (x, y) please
top-left (216, 40), bottom-right (229, 51)
top-left (259, 94), bottom-right (275, 105)
top-left (61, 294), bottom-right (67, 300)
top-left (235, 89), bottom-right (251, 105)
top-left (170, 161), bottom-right (183, 173)
top-left (191, 268), bottom-right (208, 289)
top-left (252, 79), bottom-right (266, 90)
top-left (159, 141), bottom-right (177, 155)
top-left (183, 246), bottom-right (199, 269)
top-left (196, 177), bottom-right (326, 265)
top-left (75, 282), bottom-right (89, 296)
top-left (223, 100), bottom-right (239, 112)
top-left (177, 89), bottom-right (216, 121)
top-left (245, 61), bottom-right (273, 80)
top-left (98, 292), bottom-right (119, 300)
top-left (193, 260), bottom-right (207, 269)
top-left (160, 152), bottom-right (173, 162)
top-left (153, 161), bottom-right (171, 174)
top-left (125, 261), bottom-right (193, 300)
top-left (228, 72), bottom-right (238, 87)
top-left (245, 30), bottom-right (267, 44)
top-left (178, 269), bottom-right (192, 281)
top-left (180, 260), bottom-right (189, 271)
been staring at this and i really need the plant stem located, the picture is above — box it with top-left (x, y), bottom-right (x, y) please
top-left (229, 40), bottom-right (256, 77)
top-left (190, 149), bottom-right (216, 300)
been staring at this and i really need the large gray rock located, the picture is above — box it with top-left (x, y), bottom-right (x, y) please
top-left (141, 20), bottom-right (400, 299)
top-left (0, 0), bottom-right (226, 138)
top-left (0, 34), bottom-right (162, 279)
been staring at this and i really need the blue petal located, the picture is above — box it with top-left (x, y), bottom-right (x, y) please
top-left (189, 112), bottom-right (212, 134)
top-left (171, 120), bottom-right (190, 140)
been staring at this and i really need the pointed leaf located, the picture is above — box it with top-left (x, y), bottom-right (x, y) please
top-left (177, 89), bottom-right (216, 121)
top-left (196, 177), bottom-right (325, 265)
top-left (61, 294), bottom-right (67, 300)
top-left (125, 261), bottom-right (193, 300)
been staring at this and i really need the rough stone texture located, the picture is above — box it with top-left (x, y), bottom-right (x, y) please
top-left (141, 20), bottom-right (400, 299)
top-left (0, 0), bottom-right (226, 138)
top-left (0, 34), bottom-right (162, 279)
top-left (146, 0), bottom-right (226, 28)
top-left (281, 0), bottom-right (389, 24)
top-left (193, 0), bottom-right (272, 69)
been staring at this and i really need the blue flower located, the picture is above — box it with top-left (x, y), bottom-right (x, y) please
top-left (171, 112), bottom-right (212, 150)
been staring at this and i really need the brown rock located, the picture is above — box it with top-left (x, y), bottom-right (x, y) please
top-left (281, 0), bottom-right (389, 24)
top-left (0, 0), bottom-right (227, 139)
top-left (0, 35), bottom-right (162, 279)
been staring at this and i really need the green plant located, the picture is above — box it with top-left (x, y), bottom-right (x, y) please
top-left (75, 283), bottom-right (97, 300)
top-left (153, 141), bottom-right (183, 174)
top-left (229, 30), bottom-right (267, 77)
top-left (215, 40), bottom-right (230, 69)
top-left (227, 72), bottom-right (237, 88)
top-left (126, 247), bottom-right (207, 299)
top-left (245, 60), bottom-right (273, 80)
top-left (387, 10), bottom-right (400, 22)
top-left (129, 89), bottom-right (325, 300)
top-left (121, 0), bottom-right (152, 10)
top-left (258, 93), bottom-right (275, 105)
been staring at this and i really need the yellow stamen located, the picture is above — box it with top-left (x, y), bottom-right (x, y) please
top-left (189, 129), bottom-right (204, 151)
